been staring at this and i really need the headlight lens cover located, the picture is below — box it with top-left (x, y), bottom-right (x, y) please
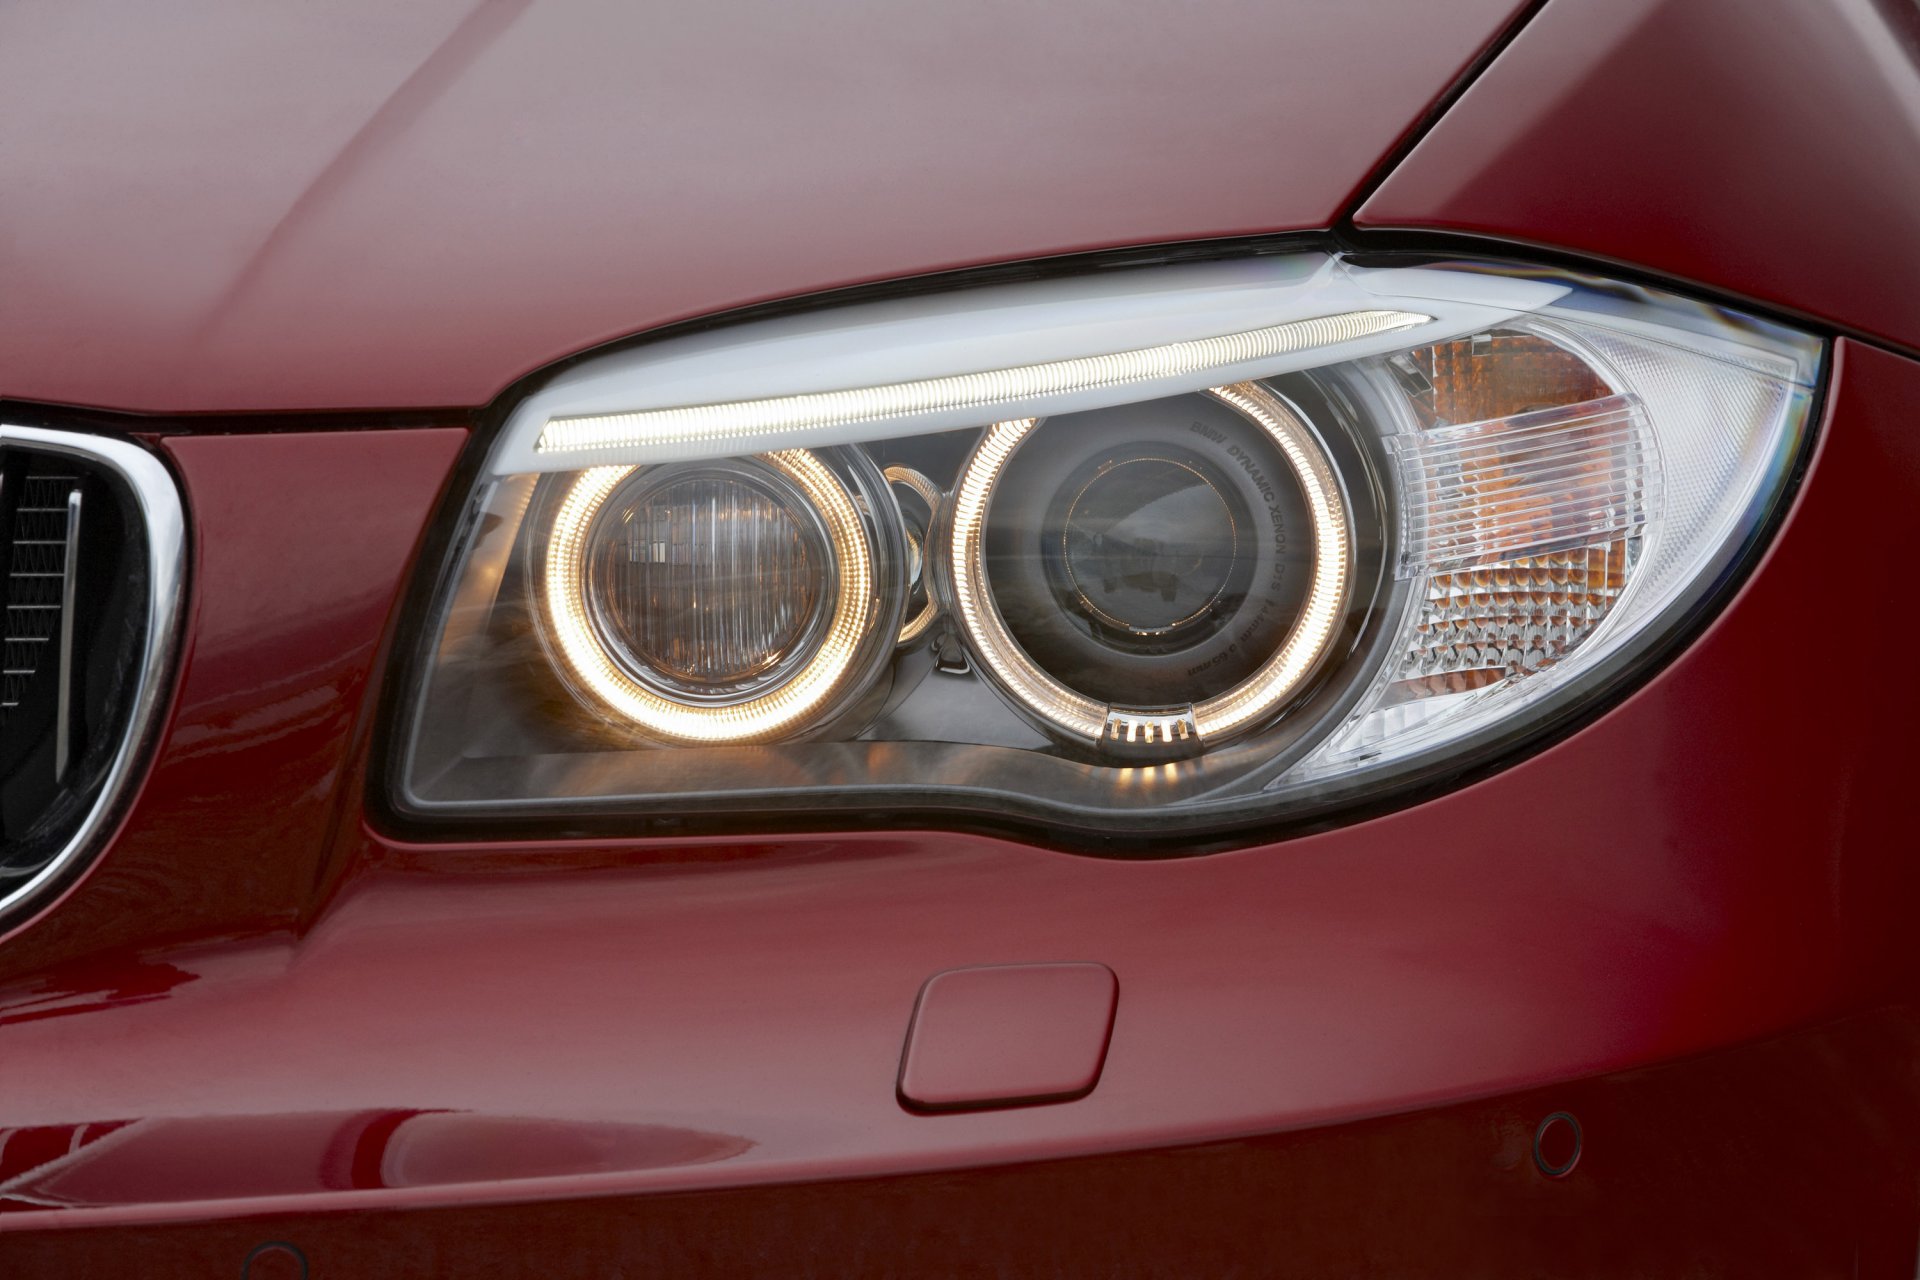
top-left (393, 251), bottom-right (1820, 842)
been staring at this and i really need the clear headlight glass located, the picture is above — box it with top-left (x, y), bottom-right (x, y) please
top-left (393, 252), bottom-right (1820, 841)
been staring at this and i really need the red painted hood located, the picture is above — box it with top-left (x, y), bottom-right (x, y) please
top-left (0, 1), bottom-right (1524, 415)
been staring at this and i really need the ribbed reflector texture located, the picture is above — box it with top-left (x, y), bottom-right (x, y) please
top-left (587, 471), bottom-right (829, 692)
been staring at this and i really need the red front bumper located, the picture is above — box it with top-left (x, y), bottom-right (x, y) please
top-left (0, 339), bottom-right (1914, 1272)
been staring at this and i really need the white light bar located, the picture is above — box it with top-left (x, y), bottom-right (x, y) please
top-left (493, 253), bottom-right (1573, 473)
top-left (537, 308), bottom-right (1428, 460)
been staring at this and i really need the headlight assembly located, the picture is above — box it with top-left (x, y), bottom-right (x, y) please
top-left (393, 251), bottom-right (1820, 842)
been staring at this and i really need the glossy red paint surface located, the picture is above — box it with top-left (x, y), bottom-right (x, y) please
top-left (897, 963), bottom-right (1119, 1111)
top-left (1357, 0), bottom-right (1920, 354)
top-left (0, 430), bottom-right (465, 982)
top-left (9, 1012), bottom-right (1920, 1275)
top-left (0, 0), bottom-right (1526, 415)
top-left (0, 342), bottom-right (1915, 1247)
top-left (5, 0), bottom-right (1920, 1269)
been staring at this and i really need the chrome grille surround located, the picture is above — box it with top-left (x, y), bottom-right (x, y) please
top-left (0, 425), bottom-right (185, 934)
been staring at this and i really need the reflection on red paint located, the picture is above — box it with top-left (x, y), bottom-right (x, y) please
top-left (0, 1111), bottom-right (751, 1212)
top-left (0, 957), bottom-right (197, 1028)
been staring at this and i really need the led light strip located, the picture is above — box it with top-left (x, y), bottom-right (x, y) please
top-left (542, 450), bottom-right (877, 744)
top-left (1188, 383), bottom-right (1350, 741)
top-left (536, 309), bottom-right (1430, 457)
top-left (948, 418), bottom-right (1109, 743)
top-left (948, 383), bottom-right (1351, 750)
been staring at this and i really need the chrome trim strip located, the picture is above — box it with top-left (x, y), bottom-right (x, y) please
top-left (54, 487), bottom-right (82, 780)
top-left (0, 425), bottom-right (186, 934)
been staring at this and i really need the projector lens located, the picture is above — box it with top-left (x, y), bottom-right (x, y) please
top-left (1057, 453), bottom-right (1242, 641)
top-left (949, 382), bottom-right (1352, 755)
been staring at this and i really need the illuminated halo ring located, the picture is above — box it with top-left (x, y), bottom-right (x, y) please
top-left (948, 381), bottom-right (1352, 754)
top-left (542, 449), bottom-right (880, 744)
top-left (883, 464), bottom-right (944, 646)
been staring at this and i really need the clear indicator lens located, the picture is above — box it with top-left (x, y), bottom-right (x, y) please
top-left (1390, 361), bottom-right (1650, 703)
top-left (1415, 331), bottom-right (1614, 423)
top-left (1299, 312), bottom-right (1800, 776)
top-left (1396, 546), bottom-right (1634, 701)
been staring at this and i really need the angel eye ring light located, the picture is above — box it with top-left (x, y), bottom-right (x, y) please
top-left (541, 448), bottom-right (881, 744)
top-left (947, 381), bottom-right (1352, 756)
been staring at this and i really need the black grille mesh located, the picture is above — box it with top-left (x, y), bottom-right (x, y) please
top-left (1, 472), bottom-right (79, 722)
top-left (0, 441), bottom-right (153, 864)
top-left (0, 428), bottom-right (174, 923)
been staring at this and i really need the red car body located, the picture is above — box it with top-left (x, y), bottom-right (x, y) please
top-left (5, 0), bottom-right (1920, 1273)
